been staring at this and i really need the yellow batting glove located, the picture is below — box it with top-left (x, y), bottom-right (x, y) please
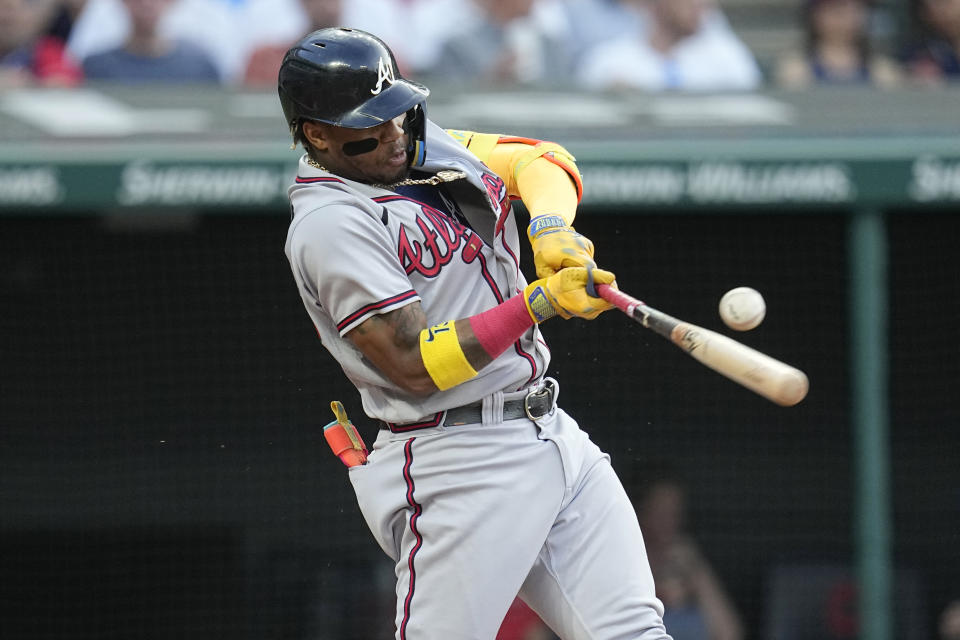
top-left (523, 267), bottom-right (616, 322)
top-left (528, 214), bottom-right (596, 278)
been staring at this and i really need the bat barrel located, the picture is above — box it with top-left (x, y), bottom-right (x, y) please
top-left (671, 322), bottom-right (809, 406)
top-left (598, 284), bottom-right (809, 406)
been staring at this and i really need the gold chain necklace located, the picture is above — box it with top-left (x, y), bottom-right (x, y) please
top-left (306, 157), bottom-right (466, 189)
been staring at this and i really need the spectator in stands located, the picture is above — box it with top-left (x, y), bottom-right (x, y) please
top-left (82, 0), bottom-right (221, 83)
top-left (243, 0), bottom-right (475, 84)
top-left (561, 0), bottom-right (648, 64)
top-left (344, 0), bottom-right (478, 74)
top-left (903, 0), bottom-right (960, 82)
top-left (774, 0), bottom-right (901, 88)
top-left (243, 0), bottom-right (343, 86)
top-left (424, 0), bottom-right (573, 86)
top-left (941, 600), bottom-right (960, 640)
top-left (68, 0), bottom-right (254, 82)
top-left (43, 0), bottom-right (87, 44)
top-left (634, 475), bottom-right (744, 640)
top-left (0, 0), bottom-right (82, 87)
top-left (575, 0), bottom-right (762, 91)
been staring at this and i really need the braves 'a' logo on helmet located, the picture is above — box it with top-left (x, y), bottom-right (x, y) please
top-left (371, 57), bottom-right (396, 96)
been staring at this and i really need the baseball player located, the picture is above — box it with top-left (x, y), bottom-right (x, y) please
top-left (281, 28), bottom-right (671, 640)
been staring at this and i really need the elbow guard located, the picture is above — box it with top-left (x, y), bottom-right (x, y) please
top-left (510, 141), bottom-right (583, 202)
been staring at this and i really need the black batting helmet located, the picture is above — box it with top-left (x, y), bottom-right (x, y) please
top-left (278, 28), bottom-right (430, 165)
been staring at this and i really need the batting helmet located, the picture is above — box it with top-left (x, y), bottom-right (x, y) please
top-left (278, 28), bottom-right (430, 164)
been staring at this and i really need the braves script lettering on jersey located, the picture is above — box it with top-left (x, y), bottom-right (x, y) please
top-left (285, 121), bottom-right (671, 639)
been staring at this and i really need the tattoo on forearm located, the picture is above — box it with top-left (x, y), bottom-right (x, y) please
top-left (388, 304), bottom-right (427, 350)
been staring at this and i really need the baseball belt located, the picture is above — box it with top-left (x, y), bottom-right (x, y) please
top-left (383, 379), bottom-right (557, 433)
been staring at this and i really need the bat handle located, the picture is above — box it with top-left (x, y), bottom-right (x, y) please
top-left (596, 284), bottom-right (641, 316)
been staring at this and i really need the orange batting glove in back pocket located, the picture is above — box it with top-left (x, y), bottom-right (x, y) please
top-left (323, 400), bottom-right (368, 467)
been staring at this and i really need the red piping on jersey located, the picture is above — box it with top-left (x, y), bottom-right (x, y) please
top-left (295, 175), bottom-right (345, 184)
top-left (474, 251), bottom-right (538, 385)
top-left (400, 438), bottom-right (423, 640)
top-left (473, 248), bottom-right (502, 304)
top-left (384, 412), bottom-right (443, 433)
top-left (336, 289), bottom-right (418, 333)
top-left (372, 194), bottom-right (424, 205)
top-left (499, 226), bottom-right (520, 277)
top-left (514, 341), bottom-right (539, 388)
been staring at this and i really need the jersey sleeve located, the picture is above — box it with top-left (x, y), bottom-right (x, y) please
top-left (288, 203), bottom-right (420, 336)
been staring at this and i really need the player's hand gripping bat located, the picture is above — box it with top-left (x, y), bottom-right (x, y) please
top-left (596, 284), bottom-right (809, 406)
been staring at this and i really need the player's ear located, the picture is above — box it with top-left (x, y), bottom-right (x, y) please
top-left (301, 121), bottom-right (331, 152)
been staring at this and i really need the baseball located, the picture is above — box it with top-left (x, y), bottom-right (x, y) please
top-left (719, 287), bottom-right (766, 331)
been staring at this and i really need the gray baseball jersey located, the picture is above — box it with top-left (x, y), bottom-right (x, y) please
top-left (285, 120), bottom-right (549, 425)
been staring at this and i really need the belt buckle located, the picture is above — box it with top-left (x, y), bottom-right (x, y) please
top-left (523, 378), bottom-right (556, 420)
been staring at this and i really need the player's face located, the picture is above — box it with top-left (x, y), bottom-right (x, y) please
top-left (308, 114), bottom-right (410, 185)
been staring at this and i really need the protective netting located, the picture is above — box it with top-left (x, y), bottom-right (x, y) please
top-left (0, 210), bottom-right (954, 639)
top-left (886, 209), bottom-right (960, 640)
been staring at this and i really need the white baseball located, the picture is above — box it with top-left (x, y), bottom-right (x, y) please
top-left (719, 287), bottom-right (766, 331)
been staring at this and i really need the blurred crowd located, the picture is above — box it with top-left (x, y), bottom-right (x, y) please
top-left (2, 0), bottom-right (959, 91)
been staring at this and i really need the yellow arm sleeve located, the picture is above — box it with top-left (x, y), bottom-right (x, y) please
top-left (446, 130), bottom-right (582, 226)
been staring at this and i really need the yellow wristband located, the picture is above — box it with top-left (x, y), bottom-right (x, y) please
top-left (523, 280), bottom-right (559, 323)
top-left (419, 321), bottom-right (478, 391)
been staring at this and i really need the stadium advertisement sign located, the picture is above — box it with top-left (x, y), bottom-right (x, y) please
top-left (0, 156), bottom-right (959, 211)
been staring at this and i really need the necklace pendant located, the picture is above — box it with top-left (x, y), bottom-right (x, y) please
top-left (431, 170), bottom-right (467, 185)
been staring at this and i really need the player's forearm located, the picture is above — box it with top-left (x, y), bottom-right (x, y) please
top-left (347, 303), bottom-right (437, 396)
top-left (420, 270), bottom-right (614, 391)
top-left (347, 297), bottom-right (535, 396)
top-left (487, 142), bottom-right (582, 225)
top-left (351, 269), bottom-right (609, 395)
top-left (515, 158), bottom-right (578, 225)
top-left (419, 295), bottom-right (537, 391)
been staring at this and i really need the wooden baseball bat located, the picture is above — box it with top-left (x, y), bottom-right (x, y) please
top-left (596, 284), bottom-right (809, 406)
